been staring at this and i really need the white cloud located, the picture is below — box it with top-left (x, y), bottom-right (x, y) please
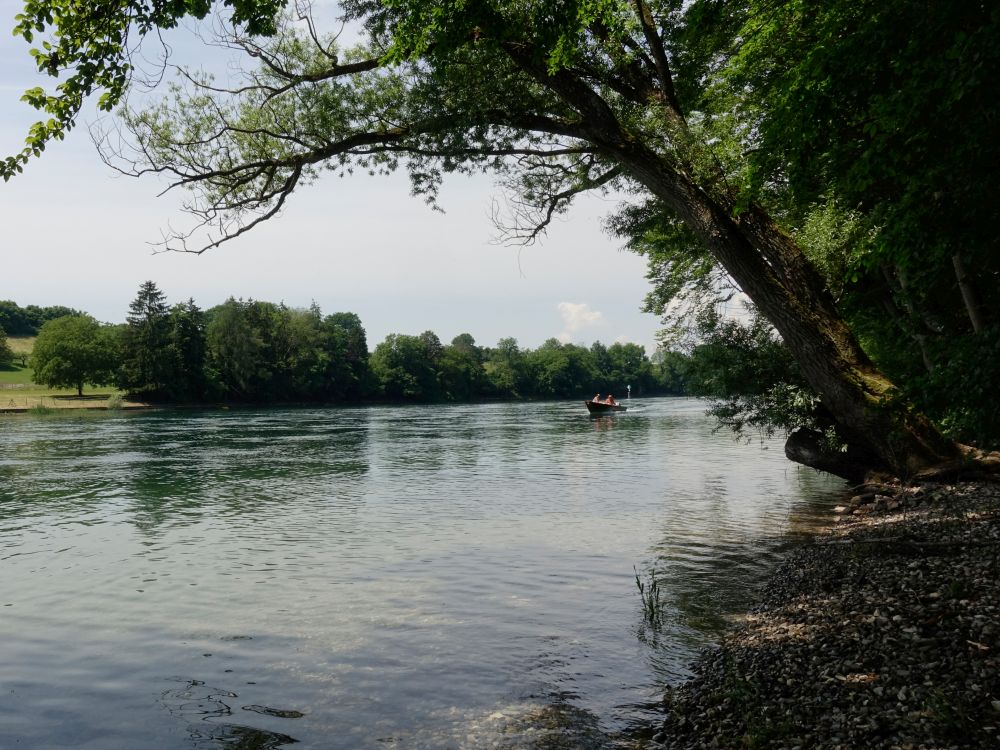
top-left (557, 302), bottom-right (604, 342)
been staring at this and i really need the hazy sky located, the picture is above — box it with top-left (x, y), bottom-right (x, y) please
top-left (0, 2), bottom-right (663, 352)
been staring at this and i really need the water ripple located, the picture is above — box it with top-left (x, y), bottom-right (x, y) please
top-left (0, 398), bottom-right (845, 748)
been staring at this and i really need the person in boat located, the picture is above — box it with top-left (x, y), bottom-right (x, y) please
top-left (593, 394), bottom-right (602, 403)
top-left (606, 394), bottom-right (617, 405)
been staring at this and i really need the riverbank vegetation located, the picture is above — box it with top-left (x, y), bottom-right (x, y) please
top-left (2, 286), bottom-right (686, 405)
top-left (5, 0), bottom-right (999, 479)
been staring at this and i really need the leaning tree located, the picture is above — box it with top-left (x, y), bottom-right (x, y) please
top-left (6, 0), bottom-right (994, 478)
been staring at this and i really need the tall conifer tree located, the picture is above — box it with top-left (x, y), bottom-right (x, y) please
top-left (121, 281), bottom-right (172, 399)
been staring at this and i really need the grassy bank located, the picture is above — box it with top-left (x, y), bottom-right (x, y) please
top-left (0, 367), bottom-right (143, 411)
top-left (0, 338), bottom-right (148, 411)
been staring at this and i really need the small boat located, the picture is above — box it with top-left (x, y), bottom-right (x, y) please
top-left (585, 399), bottom-right (627, 414)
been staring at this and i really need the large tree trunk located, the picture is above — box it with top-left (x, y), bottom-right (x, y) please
top-left (504, 50), bottom-right (959, 478)
top-left (606, 139), bottom-right (959, 478)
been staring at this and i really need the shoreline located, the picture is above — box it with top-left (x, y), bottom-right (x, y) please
top-left (650, 479), bottom-right (1000, 749)
top-left (0, 393), bottom-right (639, 414)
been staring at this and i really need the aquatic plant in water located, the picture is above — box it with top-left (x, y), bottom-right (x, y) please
top-left (634, 566), bottom-right (664, 627)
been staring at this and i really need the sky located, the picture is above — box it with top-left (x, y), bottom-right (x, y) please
top-left (0, 1), bottom-right (664, 353)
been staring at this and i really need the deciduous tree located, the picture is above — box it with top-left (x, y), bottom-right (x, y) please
top-left (370, 332), bottom-right (441, 401)
top-left (9, 0), bottom-right (996, 476)
top-left (31, 315), bottom-right (116, 396)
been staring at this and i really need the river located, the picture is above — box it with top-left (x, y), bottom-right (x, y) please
top-left (0, 397), bottom-right (845, 749)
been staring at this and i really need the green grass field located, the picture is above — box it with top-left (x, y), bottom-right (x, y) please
top-left (0, 365), bottom-right (34, 385)
top-left (1, 338), bottom-right (145, 410)
top-left (0, 365), bottom-right (136, 410)
top-left (0, 385), bottom-right (135, 410)
top-left (8, 336), bottom-right (35, 354)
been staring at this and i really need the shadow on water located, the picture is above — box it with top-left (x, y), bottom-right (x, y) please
top-left (187, 724), bottom-right (298, 750)
top-left (161, 678), bottom-right (301, 749)
top-left (638, 463), bottom-right (847, 667)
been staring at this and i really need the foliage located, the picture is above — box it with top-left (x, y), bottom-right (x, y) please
top-left (199, 297), bottom-right (374, 402)
top-left (621, 0), bottom-right (1000, 451)
top-left (728, 0), bottom-right (1000, 263)
top-left (168, 299), bottom-right (209, 401)
top-left (606, 342), bottom-right (655, 396)
top-left (650, 349), bottom-right (688, 395)
top-left (717, 0), bottom-right (1000, 449)
top-left (0, 300), bottom-right (83, 336)
top-left (323, 311), bottom-right (372, 400)
top-left (7, 0), bottom-right (988, 472)
top-left (525, 339), bottom-right (598, 399)
top-left (607, 201), bottom-right (732, 349)
top-left (907, 328), bottom-right (1000, 448)
top-left (120, 281), bottom-right (174, 399)
top-left (682, 310), bottom-right (801, 402)
top-left (437, 334), bottom-right (488, 401)
top-left (204, 297), bottom-right (273, 400)
top-left (4, 0), bottom-right (287, 179)
top-left (679, 307), bottom-right (835, 445)
top-left (484, 337), bottom-right (529, 398)
top-left (369, 332), bottom-right (442, 401)
top-left (3, 290), bottom-right (676, 405)
top-left (31, 315), bottom-right (117, 396)
top-left (0, 328), bottom-right (13, 368)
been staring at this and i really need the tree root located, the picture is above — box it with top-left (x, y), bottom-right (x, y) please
top-left (909, 446), bottom-right (1000, 483)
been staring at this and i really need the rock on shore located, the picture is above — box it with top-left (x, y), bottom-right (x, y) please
top-left (653, 481), bottom-right (1000, 750)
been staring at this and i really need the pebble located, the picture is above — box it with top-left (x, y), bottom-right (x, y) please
top-left (654, 480), bottom-right (1000, 750)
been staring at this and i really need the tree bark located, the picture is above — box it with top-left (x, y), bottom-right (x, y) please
top-left (505, 48), bottom-right (958, 476)
top-left (784, 427), bottom-right (877, 484)
top-left (498, 47), bottom-right (959, 477)
top-left (952, 253), bottom-right (985, 334)
top-left (502, 34), bottom-right (967, 478)
top-left (600, 137), bottom-right (959, 477)
top-left (880, 266), bottom-right (935, 373)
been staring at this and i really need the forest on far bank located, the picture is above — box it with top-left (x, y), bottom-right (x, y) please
top-left (4, 0), bottom-right (998, 477)
top-left (0, 286), bottom-right (691, 404)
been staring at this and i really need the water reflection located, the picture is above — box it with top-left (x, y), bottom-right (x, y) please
top-left (0, 399), bottom-right (846, 748)
top-left (187, 724), bottom-right (298, 750)
top-left (160, 679), bottom-right (301, 749)
top-left (105, 411), bottom-right (372, 534)
top-left (643, 463), bottom-right (844, 656)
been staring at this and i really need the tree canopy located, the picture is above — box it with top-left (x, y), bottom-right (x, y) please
top-left (0, 328), bottom-right (14, 368)
top-left (6, 0), bottom-right (998, 477)
top-left (0, 300), bottom-right (85, 336)
top-left (31, 314), bottom-right (117, 396)
top-left (7, 284), bottom-right (671, 404)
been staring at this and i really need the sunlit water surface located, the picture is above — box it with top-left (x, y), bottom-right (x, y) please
top-left (0, 398), bottom-right (845, 749)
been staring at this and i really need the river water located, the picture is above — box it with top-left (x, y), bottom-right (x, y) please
top-left (0, 398), bottom-right (844, 749)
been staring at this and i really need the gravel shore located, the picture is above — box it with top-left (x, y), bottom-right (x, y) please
top-left (652, 480), bottom-right (1000, 750)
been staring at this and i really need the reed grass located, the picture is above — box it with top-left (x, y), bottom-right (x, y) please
top-left (634, 565), bottom-right (664, 626)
